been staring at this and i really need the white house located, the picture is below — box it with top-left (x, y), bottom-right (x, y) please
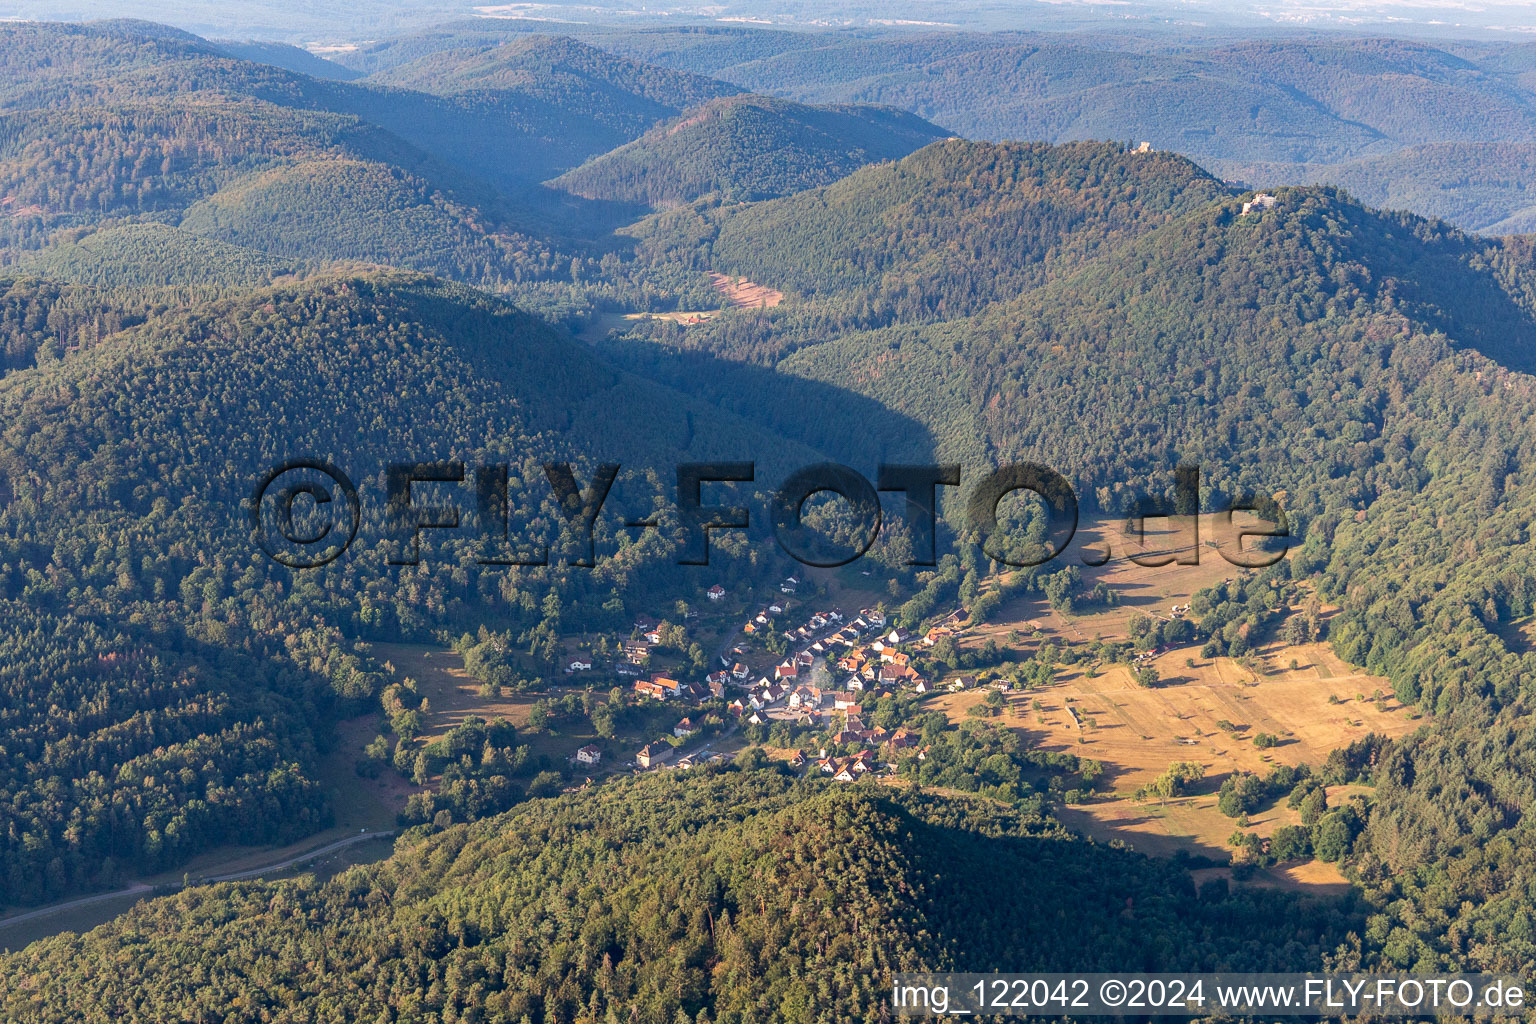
top-left (575, 744), bottom-right (602, 766)
top-left (708, 584), bottom-right (726, 601)
top-left (1242, 193), bottom-right (1278, 215)
top-left (637, 742), bottom-right (674, 769)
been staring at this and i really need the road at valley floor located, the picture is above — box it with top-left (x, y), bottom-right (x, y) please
top-left (0, 830), bottom-right (397, 931)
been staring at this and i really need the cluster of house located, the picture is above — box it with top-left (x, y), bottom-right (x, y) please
top-left (565, 615), bottom-right (672, 678)
top-left (739, 597), bottom-right (790, 637)
top-left (810, 749), bottom-right (880, 781)
top-left (726, 677), bottom-right (870, 726)
top-left (579, 716), bottom-right (711, 772)
top-left (633, 672), bottom-right (716, 702)
top-left (636, 717), bottom-right (726, 770)
top-left (741, 597), bottom-right (874, 642)
top-left (790, 732), bottom-right (926, 782)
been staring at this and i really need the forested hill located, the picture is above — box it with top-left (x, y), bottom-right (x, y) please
top-left (0, 269), bottom-right (822, 907)
top-left (0, 770), bottom-right (1351, 1023)
top-left (630, 139), bottom-right (1231, 322)
top-left (364, 35), bottom-right (735, 110)
top-left (358, 36), bottom-right (742, 183)
top-left (10, 222), bottom-right (312, 288)
top-left (551, 95), bottom-right (949, 207)
top-left (614, 149), bottom-right (1536, 721)
top-left (600, 153), bottom-right (1536, 974)
top-left (0, 20), bottom-right (741, 257)
top-left (323, 21), bottom-right (822, 79)
top-left (211, 39), bottom-right (363, 81)
top-left (0, 20), bottom-right (589, 292)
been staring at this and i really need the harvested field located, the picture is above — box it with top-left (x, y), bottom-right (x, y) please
top-left (928, 527), bottom-right (1423, 892)
top-left (964, 513), bottom-right (1272, 650)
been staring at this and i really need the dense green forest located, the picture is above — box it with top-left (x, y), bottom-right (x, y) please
top-left (630, 140), bottom-right (1230, 326)
top-left (0, 770), bottom-right (1355, 1022)
top-left (0, 268), bottom-right (814, 904)
top-left (13, 13), bottom-right (1536, 1020)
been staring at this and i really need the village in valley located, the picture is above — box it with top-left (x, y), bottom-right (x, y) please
top-left (602, 574), bottom-right (952, 779)
top-left (359, 514), bottom-right (1423, 892)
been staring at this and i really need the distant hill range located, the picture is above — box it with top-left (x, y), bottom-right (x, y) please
top-left (331, 21), bottom-right (1536, 232)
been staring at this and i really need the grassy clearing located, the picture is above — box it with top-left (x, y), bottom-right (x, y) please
top-left (932, 644), bottom-right (1415, 890)
top-left (373, 641), bottom-right (691, 771)
top-left (926, 513), bottom-right (1419, 890)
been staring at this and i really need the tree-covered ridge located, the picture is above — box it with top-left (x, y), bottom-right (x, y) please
top-left (0, 84), bottom-right (575, 278)
top-left (1201, 38), bottom-right (1536, 147)
top-left (10, 223), bottom-right (309, 288)
top-left (0, 27), bottom-right (612, 302)
top-left (551, 95), bottom-right (949, 207)
top-left (330, 21), bottom-right (821, 79)
top-left (0, 268), bottom-right (813, 587)
top-left (361, 35), bottom-right (742, 175)
top-left (0, 20), bottom-right (222, 109)
top-left (1217, 142), bottom-right (1536, 234)
top-left (0, 274), bottom-right (182, 374)
top-left (0, 269), bottom-right (816, 902)
top-left (176, 158), bottom-right (571, 284)
top-left (630, 139), bottom-right (1230, 324)
top-left (0, 770), bottom-right (1351, 1023)
top-left (0, 20), bottom-right (737, 195)
top-left (0, 104), bottom-right (393, 245)
top-left (211, 39), bottom-right (364, 82)
top-left (367, 34), bottom-right (737, 110)
top-left (0, 603), bottom-right (331, 906)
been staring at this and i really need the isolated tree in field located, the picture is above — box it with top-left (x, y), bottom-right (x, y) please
top-left (1149, 761), bottom-right (1204, 800)
top-left (1218, 772), bottom-right (1268, 817)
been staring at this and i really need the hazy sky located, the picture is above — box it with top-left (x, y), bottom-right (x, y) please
top-left (6, 0), bottom-right (1536, 42)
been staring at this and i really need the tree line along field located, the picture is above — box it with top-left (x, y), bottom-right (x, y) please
top-left (368, 641), bottom-right (715, 782)
top-left (960, 513), bottom-right (1261, 648)
top-left (925, 515), bottom-right (1419, 889)
top-left (936, 642), bottom-right (1416, 876)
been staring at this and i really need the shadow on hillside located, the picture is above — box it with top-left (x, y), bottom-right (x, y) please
top-left (591, 338), bottom-right (941, 467)
top-left (1384, 225), bottom-right (1536, 376)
